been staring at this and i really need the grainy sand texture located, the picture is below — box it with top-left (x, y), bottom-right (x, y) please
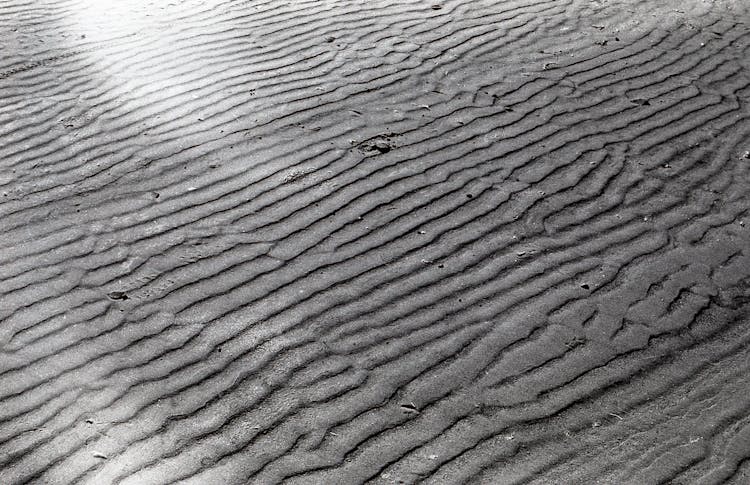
top-left (2, 0), bottom-right (750, 483)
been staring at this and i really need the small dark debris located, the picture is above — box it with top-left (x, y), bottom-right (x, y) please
top-left (438, 264), bottom-right (444, 268)
top-left (92, 452), bottom-right (107, 459)
top-left (107, 291), bottom-right (129, 301)
top-left (360, 138), bottom-right (392, 154)
top-left (373, 140), bottom-right (391, 153)
top-left (283, 170), bottom-right (308, 183)
top-left (565, 337), bottom-right (587, 349)
top-left (466, 194), bottom-right (473, 199)
top-left (85, 419), bottom-right (94, 424)
top-left (431, 4), bottom-right (442, 9)
top-left (400, 403), bottom-right (419, 413)
top-left (325, 36), bottom-right (335, 43)
top-left (615, 37), bottom-right (620, 41)
top-left (581, 284), bottom-right (590, 290)
top-left (631, 98), bottom-right (650, 106)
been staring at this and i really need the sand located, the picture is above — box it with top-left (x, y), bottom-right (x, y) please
top-left (1, 0), bottom-right (750, 483)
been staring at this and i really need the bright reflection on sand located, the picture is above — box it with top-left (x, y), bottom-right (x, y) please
top-left (69, 0), bottom-right (224, 98)
top-left (72, 0), bottom-right (164, 42)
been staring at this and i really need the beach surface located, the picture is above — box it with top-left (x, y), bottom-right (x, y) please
top-left (2, 0), bottom-right (750, 483)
